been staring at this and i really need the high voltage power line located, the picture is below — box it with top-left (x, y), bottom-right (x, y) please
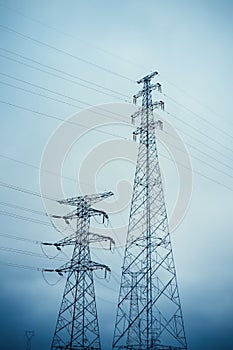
top-left (0, 46), bottom-right (232, 155)
top-left (0, 70), bottom-right (126, 104)
top-left (0, 1), bottom-right (230, 134)
top-left (0, 47), bottom-right (232, 145)
top-left (0, 210), bottom-right (52, 227)
top-left (0, 99), bottom-right (130, 139)
top-left (165, 110), bottom-right (233, 154)
top-left (0, 24), bottom-right (135, 83)
top-left (0, 80), bottom-right (232, 174)
top-left (0, 47), bottom-right (231, 155)
top-left (0, 225), bottom-right (122, 289)
top-left (0, 52), bottom-right (129, 102)
top-left (0, 250), bottom-right (121, 289)
top-left (0, 231), bottom-right (40, 244)
top-left (0, 71), bottom-right (91, 106)
top-left (1, 135), bottom-right (233, 194)
top-left (166, 124), bottom-right (233, 163)
top-left (0, 227), bottom-right (122, 282)
top-left (0, 139), bottom-right (233, 198)
top-left (0, 79), bottom-right (85, 109)
top-left (0, 79), bottom-right (231, 175)
top-left (0, 200), bottom-right (124, 264)
top-left (0, 48), bottom-right (130, 100)
top-left (0, 26), bottom-right (231, 140)
top-left (0, 20), bottom-right (232, 260)
top-left (0, 180), bottom-right (56, 201)
top-left (0, 5), bottom-right (232, 348)
top-left (0, 158), bottom-right (233, 263)
top-left (0, 260), bottom-right (42, 271)
top-left (0, 8), bottom-right (232, 265)
top-left (0, 256), bottom-right (120, 306)
top-left (0, 259), bottom-right (120, 302)
top-left (0, 64), bottom-right (231, 152)
top-left (1, 97), bottom-right (233, 190)
top-left (0, 83), bottom-right (232, 208)
top-left (0, 246), bottom-right (66, 261)
top-left (0, 198), bottom-right (125, 277)
top-left (1, 66), bottom-right (232, 158)
top-left (0, 200), bottom-right (48, 216)
top-left (0, 66), bottom-right (232, 154)
top-left (0, 71), bottom-right (131, 120)
top-left (0, 48), bottom-right (232, 157)
top-left (0, 1), bottom-right (145, 71)
top-left (0, 0), bottom-right (229, 130)
top-left (164, 93), bottom-right (233, 141)
top-left (163, 133), bottom-right (233, 172)
top-left (1, 77), bottom-right (233, 180)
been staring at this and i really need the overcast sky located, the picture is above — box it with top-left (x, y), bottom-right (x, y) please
top-left (0, 1), bottom-right (233, 349)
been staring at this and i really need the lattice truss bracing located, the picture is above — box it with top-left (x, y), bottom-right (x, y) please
top-left (112, 73), bottom-right (188, 350)
top-left (44, 192), bottom-right (114, 350)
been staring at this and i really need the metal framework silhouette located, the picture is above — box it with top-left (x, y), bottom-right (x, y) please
top-left (112, 72), bottom-right (188, 349)
top-left (25, 330), bottom-right (34, 350)
top-left (44, 191), bottom-right (114, 350)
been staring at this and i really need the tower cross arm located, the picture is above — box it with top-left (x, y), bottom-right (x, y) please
top-left (150, 82), bottom-right (162, 92)
top-left (87, 232), bottom-right (115, 248)
top-left (57, 191), bottom-right (113, 207)
top-left (50, 207), bottom-right (110, 223)
top-left (137, 71), bottom-right (158, 84)
top-left (44, 260), bottom-right (111, 275)
top-left (88, 208), bottom-right (109, 222)
top-left (133, 90), bottom-right (144, 104)
top-left (42, 231), bottom-right (115, 250)
top-left (153, 100), bottom-right (165, 110)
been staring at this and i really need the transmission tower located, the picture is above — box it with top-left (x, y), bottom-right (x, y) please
top-left (44, 191), bottom-right (114, 350)
top-left (112, 72), bottom-right (188, 349)
top-left (25, 330), bottom-right (34, 350)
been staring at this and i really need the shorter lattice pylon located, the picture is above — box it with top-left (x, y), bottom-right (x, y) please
top-left (25, 331), bottom-right (34, 350)
top-left (44, 191), bottom-right (114, 350)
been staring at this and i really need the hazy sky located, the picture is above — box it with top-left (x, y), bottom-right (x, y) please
top-left (0, 1), bottom-right (233, 349)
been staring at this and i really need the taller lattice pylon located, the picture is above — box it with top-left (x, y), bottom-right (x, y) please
top-left (44, 191), bottom-right (114, 350)
top-left (112, 72), bottom-right (188, 349)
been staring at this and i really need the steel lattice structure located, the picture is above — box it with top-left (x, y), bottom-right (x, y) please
top-left (44, 191), bottom-right (114, 350)
top-left (25, 331), bottom-right (34, 350)
top-left (112, 72), bottom-right (188, 350)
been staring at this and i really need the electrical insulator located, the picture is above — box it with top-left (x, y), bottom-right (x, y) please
top-left (158, 120), bottom-right (163, 130)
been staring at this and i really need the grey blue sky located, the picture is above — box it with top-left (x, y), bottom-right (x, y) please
top-left (0, 1), bottom-right (233, 349)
